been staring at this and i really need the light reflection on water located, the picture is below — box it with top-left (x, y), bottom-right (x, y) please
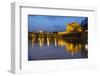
top-left (28, 37), bottom-right (88, 61)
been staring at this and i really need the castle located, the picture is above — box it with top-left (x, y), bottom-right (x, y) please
top-left (58, 22), bottom-right (82, 34)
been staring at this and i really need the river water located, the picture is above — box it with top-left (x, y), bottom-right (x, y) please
top-left (28, 38), bottom-right (88, 61)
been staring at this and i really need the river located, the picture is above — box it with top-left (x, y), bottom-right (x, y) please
top-left (28, 37), bottom-right (88, 61)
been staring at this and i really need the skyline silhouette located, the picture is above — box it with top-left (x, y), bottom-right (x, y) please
top-left (28, 15), bottom-right (87, 32)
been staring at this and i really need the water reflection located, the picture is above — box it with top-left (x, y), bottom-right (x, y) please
top-left (58, 39), bottom-right (82, 56)
top-left (47, 38), bottom-right (50, 47)
top-left (85, 44), bottom-right (88, 50)
top-left (29, 37), bottom-right (88, 58)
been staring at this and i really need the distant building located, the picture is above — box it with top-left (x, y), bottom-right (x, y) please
top-left (58, 22), bottom-right (82, 34)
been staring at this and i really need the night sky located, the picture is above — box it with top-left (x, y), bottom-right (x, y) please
top-left (28, 15), bottom-right (87, 32)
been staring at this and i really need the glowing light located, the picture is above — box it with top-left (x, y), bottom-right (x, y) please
top-left (38, 38), bottom-right (44, 48)
top-left (39, 30), bottom-right (43, 33)
top-left (58, 39), bottom-right (65, 47)
top-left (85, 44), bottom-right (88, 50)
top-left (58, 39), bottom-right (82, 55)
top-left (58, 22), bottom-right (82, 34)
top-left (47, 38), bottom-right (50, 47)
top-left (54, 38), bottom-right (57, 46)
top-left (32, 38), bottom-right (35, 48)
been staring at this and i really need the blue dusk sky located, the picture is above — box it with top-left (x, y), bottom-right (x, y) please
top-left (28, 15), bottom-right (87, 32)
